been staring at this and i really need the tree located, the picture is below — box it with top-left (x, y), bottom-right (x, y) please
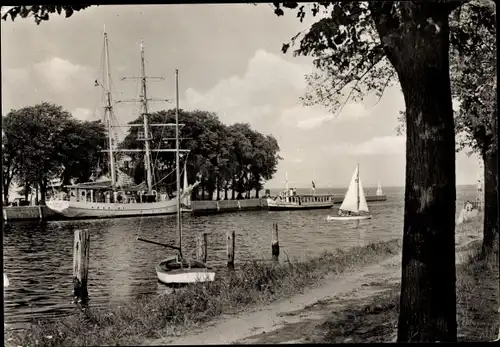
top-left (3, 103), bottom-right (108, 204)
top-left (2, 121), bottom-right (21, 204)
top-left (273, 1), bottom-right (469, 342)
top-left (449, 2), bottom-right (497, 258)
top-left (119, 110), bottom-right (281, 200)
top-left (1, 6), bottom-right (93, 24)
top-left (396, 1), bottom-right (497, 258)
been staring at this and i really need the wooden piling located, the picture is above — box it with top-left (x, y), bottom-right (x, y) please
top-left (227, 229), bottom-right (235, 269)
top-left (196, 232), bottom-right (208, 264)
top-left (73, 229), bottom-right (90, 300)
top-left (272, 222), bottom-right (280, 262)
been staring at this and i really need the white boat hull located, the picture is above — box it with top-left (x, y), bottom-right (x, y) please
top-left (326, 215), bottom-right (372, 221)
top-left (156, 258), bottom-right (215, 285)
top-left (46, 199), bottom-right (178, 219)
top-left (267, 198), bottom-right (333, 211)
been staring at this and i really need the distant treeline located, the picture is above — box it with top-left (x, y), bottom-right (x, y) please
top-left (2, 103), bottom-right (281, 204)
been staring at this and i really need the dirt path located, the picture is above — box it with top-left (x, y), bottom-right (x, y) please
top-left (144, 233), bottom-right (481, 345)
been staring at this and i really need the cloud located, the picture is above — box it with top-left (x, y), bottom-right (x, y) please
top-left (72, 108), bottom-right (95, 121)
top-left (324, 135), bottom-right (406, 156)
top-left (182, 49), bottom-right (310, 129)
top-left (33, 57), bottom-right (94, 93)
top-left (2, 57), bottom-right (96, 114)
top-left (280, 102), bottom-right (370, 130)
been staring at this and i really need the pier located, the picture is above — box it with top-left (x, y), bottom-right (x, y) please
top-left (2, 195), bottom-right (388, 221)
top-left (2, 205), bottom-right (60, 222)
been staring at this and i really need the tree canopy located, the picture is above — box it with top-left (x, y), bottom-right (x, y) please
top-left (1, 5), bottom-right (93, 24)
top-left (120, 109), bottom-right (281, 200)
top-left (2, 102), bottom-right (108, 204)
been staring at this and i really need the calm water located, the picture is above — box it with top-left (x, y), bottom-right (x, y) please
top-left (3, 186), bottom-right (480, 328)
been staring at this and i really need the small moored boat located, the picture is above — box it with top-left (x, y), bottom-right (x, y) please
top-left (140, 69), bottom-right (215, 286)
top-left (156, 256), bottom-right (215, 285)
top-left (327, 163), bottom-right (372, 221)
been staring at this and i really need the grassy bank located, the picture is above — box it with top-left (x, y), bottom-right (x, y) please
top-left (310, 239), bottom-right (499, 343)
top-left (5, 239), bottom-right (401, 347)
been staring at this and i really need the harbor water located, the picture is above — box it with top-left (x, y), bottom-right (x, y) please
top-left (3, 186), bottom-right (481, 328)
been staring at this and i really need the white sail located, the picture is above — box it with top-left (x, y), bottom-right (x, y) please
top-left (358, 177), bottom-right (369, 213)
top-left (181, 159), bottom-right (190, 207)
top-left (376, 180), bottom-right (383, 196)
top-left (339, 166), bottom-right (360, 213)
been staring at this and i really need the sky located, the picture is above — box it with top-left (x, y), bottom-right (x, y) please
top-left (1, 4), bottom-right (482, 189)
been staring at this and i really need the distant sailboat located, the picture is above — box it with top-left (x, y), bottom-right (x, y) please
top-left (376, 180), bottom-right (383, 196)
top-left (327, 164), bottom-right (372, 221)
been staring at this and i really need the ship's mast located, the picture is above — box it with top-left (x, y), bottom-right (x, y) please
top-left (103, 24), bottom-right (116, 187)
top-left (140, 40), bottom-right (154, 194)
top-left (175, 69), bottom-right (182, 258)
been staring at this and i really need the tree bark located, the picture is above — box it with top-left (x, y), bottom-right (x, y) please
top-left (373, 5), bottom-right (457, 342)
top-left (255, 188), bottom-right (260, 199)
top-left (224, 187), bottom-right (228, 200)
top-left (39, 177), bottom-right (47, 205)
top-left (231, 178), bottom-right (236, 200)
top-left (3, 178), bottom-right (11, 205)
top-left (24, 180), bottom-right (30, 201)
top-left (481, 148), bottom-right (498, 257)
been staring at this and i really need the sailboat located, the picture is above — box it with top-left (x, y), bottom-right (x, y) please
top-left (46, 27), bottom-right (198, 219)
top-left (326, 164), bottom-right (372, 221)
top-left (152, 70), bottom-right (215, 285)
top-left (376, 180), bottom-right (383, 196)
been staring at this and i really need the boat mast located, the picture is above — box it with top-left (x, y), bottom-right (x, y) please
top-left (175, 69), bottom-right (182, 259)
top-left (140, 40), bottom-right (154, 194)
top-left (103, 24), bottom-right (117, 187)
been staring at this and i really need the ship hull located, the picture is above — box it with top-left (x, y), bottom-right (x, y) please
top-left (46, 200), bottom-right (179, 220)
top-left (267, 198), bottom-right (333, 211)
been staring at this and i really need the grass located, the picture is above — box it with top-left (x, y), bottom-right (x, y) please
top-left (311, 237), bottom-right (499, 343)
top-left (5, 239), bottom-right (401, 347)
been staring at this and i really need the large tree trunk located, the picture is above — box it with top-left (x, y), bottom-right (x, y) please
top-left (255, 188), bottom-right (260, 199)
top-left (373, 6), bottom-right (457, 342)
top-left (481, 148), bottom-right (498, 257)
top-left (224, 187), bottom-right (228, 200)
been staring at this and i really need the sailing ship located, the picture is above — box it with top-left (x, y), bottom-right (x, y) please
top-left (46, 27), bottom-right (198, 219)
top-left (327, 164), bottom-right (372, 221)
top-left (267, 172), bottom-right (334, 211)
top-left (139, 70), bottom-right (215, 285)
top-left (376, 180), bottom-right (383, 196)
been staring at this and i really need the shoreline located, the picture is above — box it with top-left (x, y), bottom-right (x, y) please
top-left (5, 239), bottom-right (401, 347)
top-left (2, 194), bottom-right (388, 221)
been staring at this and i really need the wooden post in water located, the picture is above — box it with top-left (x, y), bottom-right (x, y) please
top-left (272, 222), bottom-right (280, 262)
top-left (196, 232), bottom-right (208, 264)
top-left (73, 229), bottom-right (90, 300)
top-left (227, 229), bottom-right (235, 270)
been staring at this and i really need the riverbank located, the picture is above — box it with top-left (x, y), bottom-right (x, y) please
top-left (5, 239), bottom-right (401, 347)
top-left (160, 225), bottom-right (493, 345)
